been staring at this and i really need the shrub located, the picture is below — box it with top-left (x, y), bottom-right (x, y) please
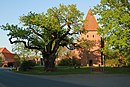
top-left (58, 58), bottom-right (81, 68)
top-left (20, 60), bottom-right (36, 71)
top-left (0, 63), bottom-right (2, 67)
top-left (105, 59), bottom-right (119, 67)
top-left (8, 62), bottom-right (14, 67)
top-left (126, 57), bottom-right (130, 67)
top-left (0, 58), bottom-right (3, 67)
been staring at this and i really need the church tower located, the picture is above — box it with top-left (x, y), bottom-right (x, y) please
top-left (79, 9), bottom-right (102, 66)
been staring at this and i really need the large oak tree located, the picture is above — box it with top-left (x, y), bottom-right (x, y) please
top-left (1, 4), bottom-right (84, 71)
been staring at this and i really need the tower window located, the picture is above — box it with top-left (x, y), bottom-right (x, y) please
top-left (87, 35), bottom-right (89, 38)
top-left (93, 35), bottom-right (94, 38)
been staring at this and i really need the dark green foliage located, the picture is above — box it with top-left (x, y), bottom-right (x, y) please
top-left (20, 60), bottom-right (36, 71)
top-left (58, 58), bottom-right (80, 68)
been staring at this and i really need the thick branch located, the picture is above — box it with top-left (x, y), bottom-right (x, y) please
top-left (52, 41), bottom-right (60, 54)
top-left (68, 32), bottom-right (79, 35)
top-left (40, 26), bottom-right (48, 30)
top-left (63, 42), bottom-right (79, 50)
top-left (29, 27), bottom-right (43, 38)
top-left (46, 42), bottom-right (53, 53)
top-left (65, 45), bottom-right (74, 50)
top-left (53, 23), bottom-right (72, 52)
top-left (9, 36), bottom-right (41, 50)
top-left (59, 24), bottom-right (71, 40)
top-left (61, 23), bottom-right (67, 29)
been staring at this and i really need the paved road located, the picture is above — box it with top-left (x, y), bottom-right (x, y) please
top-left (0, 68), bottom-right (130, 87)
top-left (0, 68), bottom-right (89, 87)
top-left (40, 74), bottom-right (130, 87)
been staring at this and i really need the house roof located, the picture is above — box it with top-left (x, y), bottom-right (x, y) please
top-left (0, 48), bottom-right (14, 62)
top-left (83, 8), bottom-right (99, 31)
top-left (0, 48), bottom-right (12, 54)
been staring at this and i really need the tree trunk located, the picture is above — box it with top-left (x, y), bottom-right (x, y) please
top-left (43, 54), bottom-right (56, 72)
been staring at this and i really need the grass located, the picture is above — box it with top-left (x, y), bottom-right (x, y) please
top-left (13, 66), bottom-right (91, 75)
top-left (13, 66), bottom-right (130, 75)
top-left (104, 67), bottom-right (130, 74)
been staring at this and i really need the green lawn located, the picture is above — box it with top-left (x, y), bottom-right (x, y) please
top-left (13, 66), bottom-right (91, 75)
top-left (104, 67), bottom-right (130, 74)
top-left (13, 66), bottom-right (130, 75)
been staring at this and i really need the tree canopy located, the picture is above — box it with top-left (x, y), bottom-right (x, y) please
top-left (1, 4), bottom-right (84, 71)
top-left (93, 0), bottom-right (130, 57)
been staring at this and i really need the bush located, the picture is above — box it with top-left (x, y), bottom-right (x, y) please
top-left (58, 58), bottom-right (71, 66)
top-left (126, 57), bottom-right (130, 67)
top-left (0, 58), bottom-right (3, 67)
top-left (20, 60), bottom-right (36, 71)
top-left (105, 59), bottom-right (119, 67)
top-left (58, 58), bottom-right (81, 68)
top-left (8, 62), bottom-right (14, 67)
top-left (0, 63), bottom-right (2, 67)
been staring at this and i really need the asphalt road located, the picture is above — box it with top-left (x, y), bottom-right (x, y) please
top-left (0, 68), bottom-right (130, 87)
top-left (0, 68), bottom-right (89, 87)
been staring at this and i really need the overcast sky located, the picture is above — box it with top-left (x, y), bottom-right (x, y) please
top-left (0, 0), bottom-right (100, 52)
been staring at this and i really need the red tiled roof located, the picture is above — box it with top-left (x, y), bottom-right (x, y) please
top-left (0, 48), bottom-right (14, 62)
top-left (0, 48), bottom-right (4, 52)
top-left (2, 53), bottom-right (15, 62)
top-left (0, 48), bottom-right (12, 54)
top-left (83, 8), bottom-right (99, 31)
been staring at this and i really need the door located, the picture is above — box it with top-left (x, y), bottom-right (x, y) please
top-left (89, 60), bottom-right (93, 66)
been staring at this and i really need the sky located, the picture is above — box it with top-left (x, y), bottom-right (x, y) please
top-left (0, 0), bottom-right (100, 52)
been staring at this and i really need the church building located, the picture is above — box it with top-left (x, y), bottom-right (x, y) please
top-left (71, 9), bottom-right (103, 66)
